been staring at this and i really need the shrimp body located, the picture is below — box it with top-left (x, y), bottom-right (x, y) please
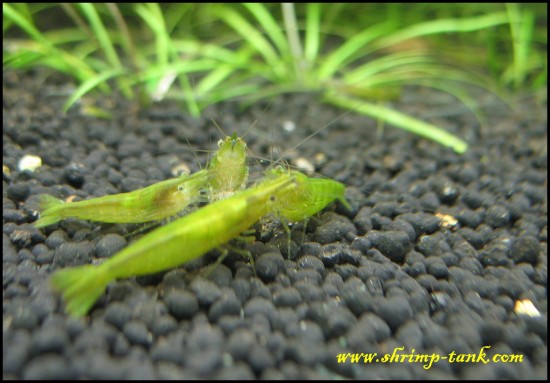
top-left (268, 168), bottom-right (351, 222)
top-left (51, 172), bottom-right (296, 317)
top-left (33, 170), bottom-right (209, 228)
top-left (206, 133), bottom-right (249, 201)
top-left (34, 134), bottom-right (249, 228)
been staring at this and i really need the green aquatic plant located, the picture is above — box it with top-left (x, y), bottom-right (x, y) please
top-left (4, 4), bottom-right (546, 152)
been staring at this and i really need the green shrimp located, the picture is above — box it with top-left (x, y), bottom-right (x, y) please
top-left (33, 170), bottom-right (209, 228)
top-left (267, 167), bottom-right (351, 222)
top-left (206, 132), bottom-right (249, 201)
top-left (50, 171), bottom-right (299, 317)
top-left (33, 134), bottom-right (248, 228)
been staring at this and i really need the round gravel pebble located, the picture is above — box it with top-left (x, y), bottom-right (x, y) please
top-left (227, 328), bottom-right (256, 361)
top-left (104, 302), bottom-right (133, 330)
top-left (164, 290), bottom-right (199, 320)
top-left (367, 230), bottom-right (412, 263)
top-left (485, 204), bottom-right (511, 227)
top-left (63, 163), bottom-right (86, 188)
top-left (353, 206), bottom-right (374, 235)
top-left (244, 297), bottom-right (277, 319)
top-left (53, 241), bottom-right (94, 267)
top-left (150, 331), bottom-right (185, 364)
top-left (208, 292), bottom-right (242, 321)
top-left (186, 325), bottom-right (224, 375)
top-left (95, 234), bottom-right (127, 258)
top-left (399, 213), bottom-right (441, 236)
top-left (424, 256), bottom-right (449, 278)
top-left (22, 354), bottom-right (72, 380)
top-left (123, 320), bottom-right (152, 347)
top-left (273, 287), bottom-right (302, 307)
top-left (190, 278), bottom-right (223, 307)
top-left (248, 343), bottom-right (276, 373)
top-left (255, 252), bottom-right (285, 282)
top-left (3, 331), bottom-right (31, 376)
top-left (374, 296), bottom-right (413, 331)
top-left (306, 301), bottom-right (356, 338)
top-left (510, 236), bottom-right (540, 265)
top-left (30, 324), bottom-right (69, 355)
top-left (313, 213), bottom-right (356, 244)
top-left (152, 315), bottom-right (178, 337)
top-left (348, 313), bottom-right (391, 347)
top-left (7, 183), bottom-right (31, 202)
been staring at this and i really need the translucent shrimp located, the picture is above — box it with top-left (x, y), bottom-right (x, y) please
top-left (33, 133), bottom-right (248, 228)
top-left (33, 170), bottom-right (209, 228)
top-left (50, 171), bottom-right (298, 317)
top-left (206, 132), bottom-right (249, 201)
top-left (267, 167), bottom-right (351, 222)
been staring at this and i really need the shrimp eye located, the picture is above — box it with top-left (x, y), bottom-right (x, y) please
top-left (177, 185), bottom-right (185, 191)
top-left (270, 195), bottom-right (276, 202)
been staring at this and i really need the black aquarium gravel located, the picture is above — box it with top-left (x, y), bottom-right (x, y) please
top-left (3, 70), bottom-right (547, 379)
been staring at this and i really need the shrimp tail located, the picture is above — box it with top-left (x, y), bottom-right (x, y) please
top-left (33, 194), bottom-right (66, 228)
top-left (50, 264), bottom-right (111, 317)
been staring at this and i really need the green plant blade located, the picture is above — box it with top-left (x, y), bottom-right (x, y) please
top-left (375, 12), bottom-right (510, 50)
top-left (214, 5), bottom-right (285, 79)
top-left (324, 93), bottom-right (468, 153)
top-left (63, 68), bottom-right (127, 112)
top-left (317, 22), bottom-right (392, 81)
top-left (304, 3), bottom-right (321, 63)
top-left (243, 3), bottom-right (288, 56)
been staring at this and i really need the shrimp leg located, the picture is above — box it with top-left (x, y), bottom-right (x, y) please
top-left (264, 167), bottom-right (350, 256)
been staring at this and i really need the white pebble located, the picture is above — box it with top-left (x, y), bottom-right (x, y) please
top-left (282, 120), bottom-right (296, 132)
top-left (294, 157), bottom-right (315, 174)
top-left (18, 155), bottom-right (42, 172)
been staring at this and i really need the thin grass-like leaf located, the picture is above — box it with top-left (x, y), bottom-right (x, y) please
top-left (78, 3), bottom-right (133, 99)
top-left (198, 80), bottom-right (262, 105)
top-left (177, 73), bottom-right (201, 117)
top-left (374, 13), bottom-right (510, 51)
top-left (173, 40), bottom-right (253, 67)
top-left (78, 4), bottom-right (122, 69)
top-left (3, 3), bottom-right (51, 46)
top-left (106, 3), bottom-right (137, 68)
top-left (63, 68), bottom-right (127, 112)
top-left (505, 4), bottom-right (534, 89)
top-left (243, 3), bottom-right (288, 56)
top-left (195, 65), bottom-right (237, 95)
top-left (324, 92), bottom-right (468, 153)
top-left (140, 59), bottom-right (218, 78)
top-left (317, 22), bottom-right (392, 81)
top-left (342, 51), bottom-right (437, 84)
top-left (215, 5), bottom-right (285, 79)
top-left (304, 3), bottom-right (321, 64)
top-left (3, 50), bottom-right (43, 68)
top-left (134, 3), bottom-right (170, 68)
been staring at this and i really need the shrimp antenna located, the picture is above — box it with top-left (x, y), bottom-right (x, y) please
top-left (242, 99), bottom-right (272, 140)
top-left (241, 119), bottom-right (259, 140)
top-left (284, 109), bottom-right (352, 155)
top-left (182, 135), bottom-right (203, 171)
top-left (211, 118), bottom-right (229, 138)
